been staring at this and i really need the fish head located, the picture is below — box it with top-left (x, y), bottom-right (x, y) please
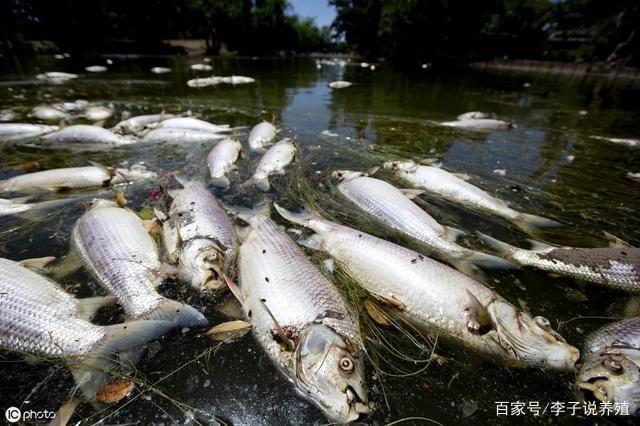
top-left (331, 170), bottom-right (366, 183)
top-left (85, 198), bottom-right (118, 211)
top-left (488, 301), bottom-right (580, 370)
top-left (577, 349), bottom-right (640, 414)
top-left (382, 160), bottom-right (417, 173)
top-left (180, 239), bottom-right (226, 293)
top-left (113, 164), bottom-right (156, 183)
top-left (295, 324), bottom-right (369, 422)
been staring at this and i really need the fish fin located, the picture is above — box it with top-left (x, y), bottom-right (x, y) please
top-left (602, 231), bottom-right (631, 248)
top-left (513, 212), bottom-right (563, 235)
top-left (453, 173), bottom-right (472, 181)
top-left (476, 232), bottom-right (519, 256)
top-left (88, 161), bottom-right (113, 176)
top-left (273, 202), bottom-right (314, 226)
top-left (5, 195), bottom-right (32, 204)
top-left (255, 177), bottom-right (271, 192)
top-left (367, 166), bottom-right (380, 175)
top-left (70, 320), bottom-right (175, 399)
top-left (76, 295), bottom-right (118, 321)
top-left (44, 250), bottom-right (83, 280)
top-left (115, 191), bottom-right (127, 208)
top-left (174, 175), bottom-right (189, 187)
top-left (153, 207), bottom-right (168, 222)
top-left (457, 250), bottom-right (517, 272)
top-left (299, 234), bottom-right (323, 251)
top-left (142, 297), bottom-right (208, 328)
top-left (223, 274), bottom-right (245, 305)
top-left (226, 199), bottom-right (271, 222)
top-left (463, 290), bottom-right (492, 334)
top-left (21, 197), bottom-right (82, 222)
top-left (451, 260), bottom-right (487, 282)
top-left (210, 176), bottom-right (230, 188)
top-left (18, 256), bottom-right (56, 271)
top-left (419, 158), bottom-right (441, 167)
top-left (399, 188), bottom-right (425, 200)
top-left (372, 293), bottom-right (406, 310)
top-left (444, 226), bottom-right (465, 242)
top-left (525, 238), bottom-right (556, 251)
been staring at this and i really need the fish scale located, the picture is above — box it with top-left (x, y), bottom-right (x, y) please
top-left (585, 317), bottom-right (640, 353)
top-left (239, 214), bottom-right (359, 352)
top-left (0, 166), bottom-right (110, 193)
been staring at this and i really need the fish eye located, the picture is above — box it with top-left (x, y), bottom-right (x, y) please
top-left (339, 357), bottom-right (354, 373)
top-left (603, 358), bottom-right (623, 374)
top-left (534, 316), bottom-right (550, 329)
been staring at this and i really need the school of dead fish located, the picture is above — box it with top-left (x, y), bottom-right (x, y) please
top-left (0, 62), bottom-right (639, 423)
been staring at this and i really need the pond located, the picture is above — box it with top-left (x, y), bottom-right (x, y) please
top-left (0, 55), bottom-right (638, 425)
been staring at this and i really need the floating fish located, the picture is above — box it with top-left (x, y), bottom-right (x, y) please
top-left (41, 125), bottom-right (135, 147)
top-left (577, 317), bottom-right (640, 414)
top-left (243, 138), bottom-right (295, 191)
top-left (190, 64), bottom-right (213, 71)
top-left (457, 111), bottom-right (494, 121)
top-left (72, 199), bottom-right (208, 327)
top-left (275, 204), bottom-right (579, 370)
top-left (0, 123), bottom-right (59, 142)
top-left (157, 117), bottom-right (232, 133)
top-left (248, 121), bottom-right (277, 151)
top-left (36, 72), bottom-right (78, 84)
top-left (150, 67), bottom-right (172, 74)
top-left (237, 213), bottom-right (368, 422)
top-left (84, 106), bottom-right (113, 122)
top-left (384, 160), bottom-right (561, 234)
top-left (113, 113), bottom-right (176, 135)
top-left (439, 118), bottom-right (513, 130)
top-left (207, 137), bottom-right (242, 188)
top-left (478, 233), bottom-right (640, 293)
top-left (141, 127), bottom-right (227, 144)
top-left (329, 80), bottom-right (353, 89)
top-left (30, 106), bottom-right (65, 122)
top-left (85, 65), bottom-right (107, 73)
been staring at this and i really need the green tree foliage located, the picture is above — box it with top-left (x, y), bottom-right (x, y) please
top-left (331, 0), bottom-right (640, 65)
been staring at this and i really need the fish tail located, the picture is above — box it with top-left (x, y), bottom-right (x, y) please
top-left (444, 225), bottom-right (465, 242)
top-left (144, 298), bottom-right (209, 328)
top-left (513, 212), bottom-right (562, 235)
top-left (463, 250), bottom-right (517, 270)
top-left (210, 175), bottom-right (230, 188)
top-left (75, 295), bottom-right (118, 322)
top-left (476, 232), bottom-right (519, 257)
top-left (450, 259), bottom-right (487, 282)
top-left (273, 202), bottom-right (315, 226)
top-left (70, 320), bottom-right (175, 399)
top-left (21, 197), bottom-right (82, 221)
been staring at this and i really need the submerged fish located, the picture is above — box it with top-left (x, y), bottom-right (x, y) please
top-left (41, 125), bottom-right (135, 146)
top-left (275, 204), bottom-right (579, 370)
top-left (0, 163), bottom-right (155, 193)
top-left (113, 113), bottom-right (176, 135)
top-left (248, 121), bottom-right (277, 151)
top-left (142, 127), bottom-right (227, 144)
top-left (243, 138), bottom-right (295, 191)
top-left (0, 196), bottom-right (78, 217)
top-left (158, 179), bottom-right (237, 292)
top-left (478, 234), bottom-right (640, 293)
top-left (72, 199), bottom-right (208, 327)
top-left (157, 117), bottom-right (232, 133)
top-left (207, 137), bottom-right (242, 188)
top-left (31, 106), bottom-right (65, 122)
top-left (329, 81), bottom-right (352, 89)
top-left (0, 123), bottom-right (59, 142)
top-left (238, 213), bottom-right (368, 422)
top-left (0, 258), bottom-right (175, 398)
top-left (332, 170), bottom-right (512, 276)
top-left (384, 160), bottom-right (561, 234)
top-left (577, 317), bottom-right (640, 414)
top-left (439, 118), bottom-right (512, 130)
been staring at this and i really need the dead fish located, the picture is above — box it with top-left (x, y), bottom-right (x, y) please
top-left (190, 64), bottom-right (213, 71)
top-left (248, 121), bottom-right (277, 151)
top-left (0, 123), bottom-right (59, 142)
top-left (30, 105), bottom-right (66, 122)
top-left (41, 125), bottom-right (136, 146)
top-left (457, 111), bottom-right (494, 120)
top-left (36, 72), bottom-right (78, 84)
top-left (112, 113), bottom-right (176, 135)
top-left (84, 106), bottom-right (113, 122)
top-left (439, 118), bottom-right (513, 130)
top-left (242, 138), bottom-right (295, 191)
top-left (207, 137), bottom-right (242, 188)
top-left (85, 65), bottom-right (107, 73)
top-left (151, 67), bottom-right (172, 74)
top-left (142, 127), bottom-right (227, 144)
top-left (478, 233), bottom-right (640, 293)
top-left (577, 317), bottom-right (640, 415)
top-left (329, 80), bottom-right (353, 89)
top-left (157, 117), bottom-right (232, 133)
top-left (592, 136), bottom-right (639, 148)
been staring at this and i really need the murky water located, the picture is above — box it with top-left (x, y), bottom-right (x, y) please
top-left (0, 55), bottom-right (639, 425)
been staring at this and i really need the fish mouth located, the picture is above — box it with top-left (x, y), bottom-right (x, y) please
top-left (201, 265), bottom-right (225, 292)
top-left (345, 384), bottom-right (370, 422)
top-left (578, 377), bottom-right (609, 403)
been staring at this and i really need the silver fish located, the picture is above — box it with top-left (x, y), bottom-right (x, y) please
top-left (72, 199), bottom-right (208, 327)
top-left (142, 127), bottom-right (227, 144)
top-left (244, 138), bottom-right (295, 191)
top-left (0, 123), bottom-right (59, 142)
top-left (275, 204), bottom-right (580, 370)
top-left (151, 67), bottom-right (172, 74)
top-left (35, 72), bottom-right (78, 84)
top-left (113, 113), bottom-right (176, 134)
top-left (207, 137), bottom-right (242, 188)
top-left (190, 63), bottom-right (212, 71)
top-left (159, 180), bottom-right (237, 293)
top-left (31, 106), bottom-right (65, 122)
top-left (0, 164), bottom-right (155, 193)
top-left (238, 214), bottom-right (368, 422)
top-left (329, 81), bottom-right (352, 89)
top-left (478, 234), bottom-right (640, 293)
top-left (85, 65), bottom-right (107, 73)
top-left (577, 317), bottom-right (640, 414)
top-left (332, 170), bottom-right (512, 276)
top-left (0, 196), bottom-right (79, 217)
top-left (41, 125), bottom-right (135, 146)
top-left (157, 117), bottom-right (232, 133)
top-left (84, 106), bottom-right (112, 122)
top-left (248, 121), bottom-right (277, 151)
top-left (439, 118), bottom-right (513, 130)
top-left (384, 160), bottom-right (560, 234)
top-left (457, 111), bottom-right (494, 121)
top-left (0, 258), bottom-right (174, 398)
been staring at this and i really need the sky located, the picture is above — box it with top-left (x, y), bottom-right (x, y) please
top-left (289, 0), bottom-right (336, 28)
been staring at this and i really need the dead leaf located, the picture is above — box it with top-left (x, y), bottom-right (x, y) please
top-left (115, 191), bottom-right (127, 207)
top-left (49, 399), bottom-right (80, 426)
top-left (364, 300), bottom-right (390, 326)
top-left (206, 320), bottom-right (252, 342)
top-left (95, 379), bottom-right (135, 404)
